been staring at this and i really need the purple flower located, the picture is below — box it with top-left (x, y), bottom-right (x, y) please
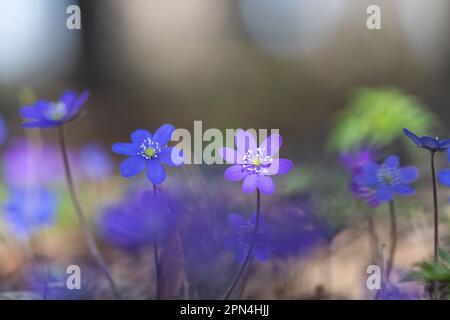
top-left (4, 187), bottom-right (59, 238)
top-left (112, 124), bottom-right (182, 185)
top-left (0, 114), bottom-right (7, 145)
top-left (3, 139), bottom-right (70, 187)
top-left (224, 213), bottom-right (269, 263)
top-left (79, 142), bottom-right (113, 181)
top-left (355, 155), bottom-right (419, 207)
top-left (20, 90), bottom-right (89, 128)
top-left (99, 191), bottom-right (173, 249)
top-left (403, 128), bottom-right (450, 152)
top-left (219, 130), bottom-right (293, 195)
top-left (341, 148), bottom-right (375, 197)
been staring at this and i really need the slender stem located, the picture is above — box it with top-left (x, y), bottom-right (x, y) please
top-left (57, 126), bottom-right (120, 299)
top-left (224, 190), bottom-right (261, 300)
top-left (430, 151), bottom-right (439, 261)
top-left (386, 200), bottom-right (397, 280)
top-left (430, 151), bottom-right (439, 299)
top-left (152, 184), bottom-right (160, 299)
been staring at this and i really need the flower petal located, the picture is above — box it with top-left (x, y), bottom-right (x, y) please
top-left (235, 129), bottom-right (257, 154)
top-left (153, 124), bottom-right (175, 146)
top-left (20, 100), bottom-right (51, 120)
top-left (112, 143), bottom-right (138, 156)
top-left (67, 91), bottom-right (89, 119)
top-left (119, 157), bottom-right (146, 178)
top-left (224, 165), bottom-right (246, 181)
top-left (131, 129), bottom-right (152, 144)
top-left (261, 133), bottom-right (282, 157)
top-left (399, 166), bottom-right (419, 184)
top-left (355, 172), bottom-right (378, 187)
top-left (439, 139), bottom-right (450, 149)
top-left (242, 174), bottom-right (257, 193)
top-left (382, 155), bottom-right (399, 169)
top-left (438, 169), bottom-right (450, 186)
top-left (392, 184), bottom-right (415, 196)
top-left (22, 120), bottom-right (57, 128)
top-left (376, 187), bottom-right (392, 202)
top-left (147, 159), bottom-right (166, 185)
top-left (228, 213), bottom-right (247, 230)
top-left (268, 158), bottom-right (293, 175)
top-left (420, 136), bottom-right (440, 149)
top-left (220, 147), bottom-right (241, 164)
top-left (158, 147), bottom-right (183, 167)
top-left (403, 128), bottom-right (423, 146)
top-left (257, 176), bottom-right (275, 195)
top-left (254, 244), bottom-right (269, 261)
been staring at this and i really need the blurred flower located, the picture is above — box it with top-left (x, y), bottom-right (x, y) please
top-left (220, 130), bottom-right (293, 195)
top-left (4, 187), bottom-right (59, 238)
top-left (403, 128), bottom-right (450, 152)
top-left (3, 139), bottom-right (65, 186)
top-left (79, 142), bottom-right (113, 181)
top-left (99, 191), bottom-right (173, 249)
top-left (376, 282), bottom-right (420, 300)
top-left (355, 155), bottom-right (419, 207)
top-left (224, 213), bottom-right (269, 263)
top-left (341, 148), bottom-right (375, 197)
top-left (112, 124), bottom-right (182, 185)
top-left (0, 114), bottom-right (7, 145)
top-left (20, 90), bottom-right (88, 128)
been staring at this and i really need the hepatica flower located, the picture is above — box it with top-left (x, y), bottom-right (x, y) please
top-left (100, 191), bottom-right (173, 250)
top-left (403, 128), bottom-right (450, 152)
top-left (20, 90), bottom-right (89, 128)
top-left (355, 155), bottom-right (419, 206)
top-left (224, 213), bottom-right (270, 263)
top-left (220, 130), bottom-right (293, 195)
top-left (341, 148), bottom-right (375, 197)
top-left (4, 187), bottom-right (59, 238)
top-left (112, 124), bottom-right (182, 185)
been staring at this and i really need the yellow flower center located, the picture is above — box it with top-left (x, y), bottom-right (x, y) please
top-left (252, 158), bottom-right (261, 166)
top-left (145, 147), bottom-right (156, 158)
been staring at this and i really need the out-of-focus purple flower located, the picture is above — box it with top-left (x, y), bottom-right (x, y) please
top-left (3, 139), bottom-right (64, 187)
top-left (79, 142), bottom-right (113, 181)
top-left (20, 90), bottom-right (89, 128)
top-left (0, 114), bottom-right (7, 145)
top-left (403, 128), bottom-right (450, 153)
top-left (26, 263), bottom-right (95, 300)
top-left (224, 213), bottom-right (270, 263)
top-left (112, 124), bottom-right (183, 185)
top-left (355, 155), bottom-right (419, 207)
top-left (4, 187), bottom-right (59, 238)
top-left (220, 130), bottom-right (293, 195)
top-left (341, 148), bottom-right (376, 198)
top-left (99, 191), bottom-right (173, 249)
top-left (376, 283), bottom-right (420, 300)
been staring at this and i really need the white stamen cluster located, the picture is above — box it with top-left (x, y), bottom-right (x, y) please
top-left (138, 137), bottom-right (162, 159)
top-left (242, 147), bottom-right (273, 176)
top-left (45, 102), bottom-right (67, 121)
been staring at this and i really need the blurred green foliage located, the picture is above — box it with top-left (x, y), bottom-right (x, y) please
top-left (328, 88), bottom-right (437, 151)
top-left (407, 249), bottom-right (450, 299)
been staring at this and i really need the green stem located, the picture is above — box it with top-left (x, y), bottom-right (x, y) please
top-left (57, 126), bottom-right (120, 299)
top-left (224, 190), bottom-right (261, 300)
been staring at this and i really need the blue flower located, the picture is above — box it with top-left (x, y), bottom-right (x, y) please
top-left (80, 142), bottom-right (113, 181)
top-left (0, 114), bottom-right (7, 145)
top-left (355, 155), bottom-right (419, 206)
top-left (20, 90), bottom-right (89, 128)
top-left (403, 128), bottom-right (450, 152)
top-left (112, 124), bottom-right (183, 185)
top-left (4, 187), bottom-right (59, 237)
top-left (224, 213), bottom-right (270, 263)
top-left (99, 191), bottom-right (173, 249)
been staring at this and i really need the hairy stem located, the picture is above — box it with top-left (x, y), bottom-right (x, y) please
top-left (224, 190), bottom-right (261, 300)
top-left (386, 200), bottom-right (397, 280)
top-left (57, 126), bottom-right (120, 299)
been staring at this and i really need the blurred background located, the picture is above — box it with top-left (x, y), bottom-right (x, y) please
top-left (0, 0), bottom-right (450, 299)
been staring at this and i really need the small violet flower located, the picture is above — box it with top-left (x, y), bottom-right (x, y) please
top-left (112, 124), bottom-right (182, 185)
top-left (355, 155), bottom-right (419, 207)
top-left (224, 213), bottom-right (269, 263)
top-left (341, 148), bottom-right (375, 197)
top-left (219, 130), bottom-right (293, 195)
top-left (4, 187), bottom-right (59, 238)
top-left (100, 191), bottom-right (173, 249)
top-left (403, 128), bottom-right (450, 153)
top-left (20, 90), bottom-right (89, 128)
